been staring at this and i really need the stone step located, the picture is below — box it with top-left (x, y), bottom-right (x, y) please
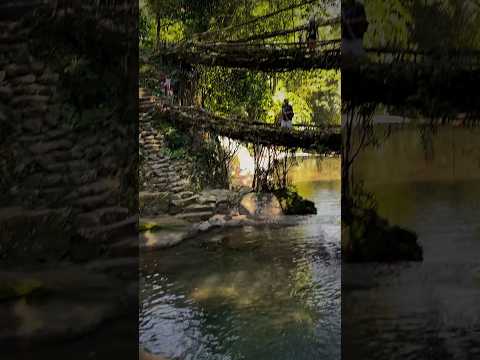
top-left (139, 105), bottom-right (154, 112)
top-left (171, 195), bottom-right (199, 209)
top-left (172, 179), bottom-right (189, 186)
top-left (150, 186), bottom-right (169, 193)
top-left (154, 170), bottom-right (173, 178)
top-left (143, 144), bottom-right (161, 150)
top-left (142, 142), bottom-right (162, 147)
top-left (149, 160), bottom-right (169, 167)
top-left (76, 206), bottom-right (129, 227)
top-left (22, 187), bottom-right (69, 205)
top-left (28, 139), bottom-right (73, 155)
top-left (32, 151), bottom-right (72, 166)
top-left (170, 186), bottom-right (185, 193)
top-left (79, 215), bottom-right (137, 243)
top-left (41, 159), bottom-right (89, 173)
top-left (76, 179), bottom-right (118, 197)
top-left (74, 192), bottom-right (113, 211)
top-left (175, 211), bottom-right (213, 223)
top-left (149, 183), bottom-right (168, 189)
top-left (182, 204), bottom-right (215, 214)
top-left (179, 191), bottom-right (194, 199)
top-left (148, 156), bottom-right (168, 162)
top-left (141, 137), bottom-right (161, 142)
top-left (108, 236), bottom-right (139, 258)
top-left (23, 168), bottom-right (97, 188)
top-left (144, 156), bottom-right (159, 162)
top-left (147, 175), bottom-right (167, 181)
top-left (147, 167), bottom-right (168, 175)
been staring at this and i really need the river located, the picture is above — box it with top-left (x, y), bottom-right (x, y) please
top-left (343, 125), bottom-right (480, 359)
top-left (140, 157), bottom-right (341, 360)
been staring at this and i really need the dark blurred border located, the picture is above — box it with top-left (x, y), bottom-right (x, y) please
top-left (1, 1), bottom-right (139, 358)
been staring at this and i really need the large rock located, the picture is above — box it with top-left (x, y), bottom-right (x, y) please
top-left (140, 230), bottom-right (188, 250)
top-left (139, 216), bottom-right (192, 250)
top-left (273, 188), bottom-right (317, 215)
top-left (139, 192), bottom-right (171, 216)
top-left (197, 189), bottom-right (238, 205)
top-left (239, 193), bottom-right (283, 218)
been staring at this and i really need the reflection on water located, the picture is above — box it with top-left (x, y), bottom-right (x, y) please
top-left (140, 158), bottom-right (341, 360)
top-left (344, 126), bottom-right (480, 360)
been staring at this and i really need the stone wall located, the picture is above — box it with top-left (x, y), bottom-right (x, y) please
top-left (0, 5), bottom-right (137, 264)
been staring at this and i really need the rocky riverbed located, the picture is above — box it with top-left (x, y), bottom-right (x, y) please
top-left (139, 189), bottom-right (313, 251)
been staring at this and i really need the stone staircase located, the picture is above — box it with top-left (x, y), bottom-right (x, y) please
top-left (138, 88), bottom-right (217, 222)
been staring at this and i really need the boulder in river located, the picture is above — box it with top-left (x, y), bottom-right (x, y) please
top-left (239, 193), bottom-right (283, 218)
top-left (273, 188), bottom-right (317, 215)
top-left (139, 216), bottom-right (192, 250)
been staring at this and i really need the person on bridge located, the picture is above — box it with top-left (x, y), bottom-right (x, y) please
top-left (281, 99), bottom-right (294, 129)
top-left (342, 0), bottom-right (369, 58)
top-left (307, 15), bottom-right (318, 50)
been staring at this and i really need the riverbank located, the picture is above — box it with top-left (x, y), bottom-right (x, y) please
top-left (140, 189), bottom-right (317, 251)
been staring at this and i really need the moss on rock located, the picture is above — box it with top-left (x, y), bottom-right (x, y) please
top-left (273, 188), bottom-right (317, 215)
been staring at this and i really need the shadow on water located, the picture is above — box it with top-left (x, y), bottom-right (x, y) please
top-left (140, 158), bottom-right (341, 360)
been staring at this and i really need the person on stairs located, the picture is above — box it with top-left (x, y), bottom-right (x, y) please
top-left (342, 0), bottom-right (369, 59)
top-left (307, 15), bottom-right (318, 50)
top-left (281, 99), bottom-right (294, 129)
top-left (163, 77), bottom-right (173, 97)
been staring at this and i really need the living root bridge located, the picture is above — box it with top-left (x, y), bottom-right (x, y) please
top-left (151, 105), bottom-right (341, 152)
top-left (156, 41), bottom-right (341, 71)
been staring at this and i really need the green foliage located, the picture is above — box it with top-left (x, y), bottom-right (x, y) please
top-left (160, 124), bottom-right (232, 189)
top-left (161, 124), bottom-right (190, 158)
top-left (198, 67), bottom-right (271, 120)
top-left (363, 0), bottom-right (412, 47)
top-left (140, 6), bottom-right (155, 49)
top-left (141, 0), bottom-right (341, 193)
top-left (141, 0), bottom-right (341, 126)
top-left (363, 0), bottom-right (480, 49)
